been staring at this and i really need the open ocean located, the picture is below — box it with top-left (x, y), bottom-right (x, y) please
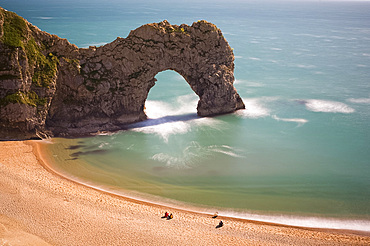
top-left (3, 0), bottom-right (370, 231)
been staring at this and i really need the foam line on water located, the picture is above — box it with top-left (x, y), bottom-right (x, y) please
top-left (151, 153), bottom-right (193, 169)
top-left (130, 96), bottom-right (224, 142)
top-left (300, 99), bottom-right (355, 113)
top-left (150, 141), bottom-right (205, 168)
top-left (208, 145), bottom-right (245, 158)
top-left (37, 16), bottom-right (54, 20)
top-left (151, 143), bottom-right (244, 168)
top-left (221, 211), bottom-right (370, 232)
top-left (145, 95), bottom-right (198, 119)
top-left (235, 98), bottom-right (271, 119)
top-left (347, 97), bottom-right (370, 104)
top-left (235, 96), bottom-right (284, 119)
top-left (272, 115), bottom-right (308, 126)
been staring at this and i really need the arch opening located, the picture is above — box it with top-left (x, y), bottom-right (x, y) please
top-left (144, 70), bottom-right (199, 120)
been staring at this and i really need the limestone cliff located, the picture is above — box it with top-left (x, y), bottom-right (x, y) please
top-left (0, 7), bottom-right (245, 140)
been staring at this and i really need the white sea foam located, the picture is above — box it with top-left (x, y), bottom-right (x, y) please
top-left (94, 131), bottom-right (115, 136)
top-left (222, 32), bottom-right (236, 36)
top-left (295, 64), bottom-right (316, 69)
top-left (132, 121), bottom-right (191, 143)
top-left (151, 141), bottom-right (204, 168)
top-left (347, 98), bottom-right (370, 104)
top-left (303, 99), bottom-right (355, 113)
top-left (132, 96), bottom-right (222, 142)
top-left (234, 79), bottom-right (242, 85)
top-left (293, 33), bottom-right (325, 38)
top-left (98, 142), bottom-right (111, 149)
top-left (145, 95), bottom-right (197, 119)
top-left (40, 138), bottom-right (54, 144)
top-left (314, 71), bottom-right (325, 75)
top-left (192, 117), bottom-right (224, 129)
top-left (175, 94), bottom-right (199, 113)
top-left (208, 145), bottom-right (244, 158)
top-left (145, 100), bottom-right (175, 119)
top-left (272, 115), bottom-right (308, 126)
top-left (221, 211), bottom-right (370, 232)
top-left (245, 81), bottom-right (265, 87)
top-left (235, 98), bottom-right (271, 119)
top-left (36, 17), bottom-right (53, 20)
top-left (151, 143), bottom-right (243, 168)
top-left (151, 153), bottom-right (192, 169)
top-left (131, 99), bottom-right (195, 142)
top-left (248, 57), bottom-right (261, 61)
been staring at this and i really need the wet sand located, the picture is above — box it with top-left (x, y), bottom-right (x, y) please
top-left (0, 140), bottom-right (369, 245)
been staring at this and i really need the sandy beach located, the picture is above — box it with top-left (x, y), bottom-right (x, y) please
top-left (0, 140), bottom-right (369, 245)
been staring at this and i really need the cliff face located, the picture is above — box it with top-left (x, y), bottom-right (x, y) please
top-left (0, 7), bottom-right (245, 139)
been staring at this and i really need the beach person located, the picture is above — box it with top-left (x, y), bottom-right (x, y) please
top-left (216, 220), bottom-right (223, 228)
top-left (212, 212), bottom-right (218, 218)
top-left (163, 212), bottom-right (169, 218)
top-left (168, 213), bottom-right (173, 220)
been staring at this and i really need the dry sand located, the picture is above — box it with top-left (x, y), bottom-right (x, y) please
top-left (0, 140), bottom-right (369, 246)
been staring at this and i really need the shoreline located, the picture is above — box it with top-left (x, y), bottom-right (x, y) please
top-left (36, 139), bottom-right (370, 235)
top-left (0, 140), bottom-right (369, 245)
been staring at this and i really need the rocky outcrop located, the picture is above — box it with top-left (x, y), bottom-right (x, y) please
top-left (0, 7), bottom-right (245, 139)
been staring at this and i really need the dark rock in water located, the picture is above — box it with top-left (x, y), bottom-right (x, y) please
top-left (0, 7), bottom-right (245, 140)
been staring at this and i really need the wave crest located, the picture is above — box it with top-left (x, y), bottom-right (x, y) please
top-left (272, 115), bottom-right (308, 126)
top-left (302, 99), bottom-right (355, 113)
top-left (235, 98), bottom-right (271, 119)
top-left (347, 98), bottom-right (370, 104)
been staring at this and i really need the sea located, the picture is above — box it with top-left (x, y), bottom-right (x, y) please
top-left (2, 0), bottom-right (370, 232)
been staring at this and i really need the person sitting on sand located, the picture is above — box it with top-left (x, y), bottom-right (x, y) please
top-left (163, 212), bottom-right (169, 218)
top-left (216, 220), bottom-right (223, 228)
top-left (168, 213), bottom-right (173, 220)
top-left (212, 212), bottom-right (218, 218)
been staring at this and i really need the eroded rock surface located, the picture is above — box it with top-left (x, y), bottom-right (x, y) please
top-left (0, 8), bottom-right (244, 139)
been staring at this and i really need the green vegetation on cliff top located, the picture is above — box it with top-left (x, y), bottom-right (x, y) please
top-left (0, 8), bottom-right (58, 88)
top-left (0, 8), bottom-right (27, 48)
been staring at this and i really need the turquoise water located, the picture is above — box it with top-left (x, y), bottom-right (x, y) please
top-left (3, 0), bottom-right (370, 231)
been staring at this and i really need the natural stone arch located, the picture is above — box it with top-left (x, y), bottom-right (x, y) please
top-left (120, 20), bottom-right (245, 117)
top-left (46, 20), bottom-right (245, 135)
top-left (0, 9), bottom-right (244, 138)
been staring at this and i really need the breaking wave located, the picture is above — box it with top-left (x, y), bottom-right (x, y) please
top-left (301, 99), bottom-right (355, 113)
top-left (132, 121), bottom-right (192, 143)
top-left (221, 211), bottom-right (370, 232)
top-left (272, 115), bottom-right (308, 126)
top-left (130, 95), bottom-right (223, 142)
top-left (235, 98), bottom-right (271, 119)
top-left (37, 16), bottom-right (54, 20)
top-left (347, 97), bottom-right (370, 104)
